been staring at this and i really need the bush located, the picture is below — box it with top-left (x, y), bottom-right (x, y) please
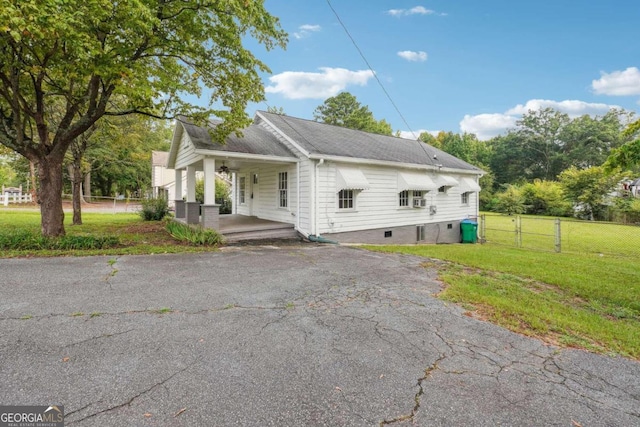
top-left (494, 185), bottom-right (525, 215)
top-left (520, 180), bottom-right (572, 217)
top-left (0, 230), bottom-right (119, 250)
top-left (139, 197), bottom-right (170, 221)
top-left (611, 197), bottom-right (640, 224)
top-left (165, 221), bottom-right (224, 246)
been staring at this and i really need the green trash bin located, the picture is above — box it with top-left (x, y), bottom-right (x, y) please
top-left (460, 219), bottom-right (478, 243)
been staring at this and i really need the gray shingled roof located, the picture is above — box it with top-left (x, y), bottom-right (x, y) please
top-left (180, 119), bottom-right (297, 158)
top-left (259, 111), bottom-right (481, 172)
top-left (179, 113), bottom-right (482, 172)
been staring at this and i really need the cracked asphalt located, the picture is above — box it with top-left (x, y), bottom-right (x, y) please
top-left (0, 245), bottom-right (638, 426)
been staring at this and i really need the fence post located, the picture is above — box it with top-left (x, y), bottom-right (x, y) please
top-left (480, 214), bottom-right (486, 244)
top-left (514, 215), bottom-right (522, 248)
top-left (3, 192), bottom-right (8, 207)
top-left (555, 218), bottom-right (561, 253)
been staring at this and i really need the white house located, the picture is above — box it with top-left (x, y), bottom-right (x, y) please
top-left (167, 111), bottom-right (483, 244)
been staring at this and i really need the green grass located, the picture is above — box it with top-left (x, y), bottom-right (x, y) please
top-left (482, 213), bottom-right (640, 257)
top-left (0, 210), bottom-right (220, 257)
top-left (364, 244), bottom-right (640, 359)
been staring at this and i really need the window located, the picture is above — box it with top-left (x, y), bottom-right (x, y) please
top-left (278, 172), bottom-right (288, 208)
top-left (438, 186), bottom-right (446, 193)
top-left (338, 189), bottom-right (354, 209)
top-left (399, 190), bottom-right (409, 207)
top-left (461, 192), bottom-right (469, 205)
top-left (413, 190), bottom-right (423, 199)
top-left (239, 176), bottom-right (246, 204)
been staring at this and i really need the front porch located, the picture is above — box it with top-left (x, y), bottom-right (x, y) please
top-left (175, 211), bottom-right (300, 243)
top-left (219, 214), bottom-right (299, 242)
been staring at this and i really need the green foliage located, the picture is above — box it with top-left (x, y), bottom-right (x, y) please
top-left (195, 177), bottom-right (232, 214)
top-left (559, 166), bottom-right (622, 220)
top-left (0, 230), bottom-right (119, 250)
top-left (165, 221), bottom-right (224, 246)
top-left (611, 197), bottom-right (640, 224)
top-left (313, 92), bottom-right (392, 135)
top-left (494, 185), bottom-right (525, 215)
top-left (488, 108), bottom-right (630, 185)
top-left (520, 180), bottom-right (572, 216)
top-left (0, 0), bottom-right (287, 237)
top-left (139, 197), bottom-right (170, 221)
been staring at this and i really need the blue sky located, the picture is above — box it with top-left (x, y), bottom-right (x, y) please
top-left (238, 0), bottom-right (640, 140)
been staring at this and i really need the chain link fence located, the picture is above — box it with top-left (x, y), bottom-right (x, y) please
top-left (479, 213), bottom-right (640, 258)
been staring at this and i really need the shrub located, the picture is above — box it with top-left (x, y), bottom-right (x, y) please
top-left (165, 221), bottom-right (224, 246)
top-left (139, 197), bottom-right (170, 221)
top-left (612, 197), bottom-right (640, 224)
top-left (521, 180), bottom-right (572, 216)
top-left (0, 230), bottom-right (119, 250)
top-left (494, 185), bottom-right (525, 215)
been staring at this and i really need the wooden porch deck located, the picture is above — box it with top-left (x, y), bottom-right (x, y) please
top-left (219, 215), bottom-right (300, 242)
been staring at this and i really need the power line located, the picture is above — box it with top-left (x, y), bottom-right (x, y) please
top-left (324, 0), bottom-right (435, 164)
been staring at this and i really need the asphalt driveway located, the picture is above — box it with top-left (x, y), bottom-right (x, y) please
top-left (0, 245), bottom-right (638, 426)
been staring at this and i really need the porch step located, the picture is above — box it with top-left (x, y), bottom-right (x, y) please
top-left (223, 226), bottom-right (301, 243)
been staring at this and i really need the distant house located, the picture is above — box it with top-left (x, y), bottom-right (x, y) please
top-left (151, 151), bottom-right (185, 206)
top-left (167, 111), bottom-right (483, 244)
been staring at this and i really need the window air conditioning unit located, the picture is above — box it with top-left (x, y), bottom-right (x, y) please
top-left (413, 198), bottom-right (427, 208)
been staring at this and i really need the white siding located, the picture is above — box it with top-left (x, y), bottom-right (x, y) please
top-left (175, 132), bottom-right (202, 170)
top-left (316, 162), bottom-right (479, 234)
top-left (297, 160), bottom-right (313, 234)
top-left (233, 165), bottom-right (298, 225)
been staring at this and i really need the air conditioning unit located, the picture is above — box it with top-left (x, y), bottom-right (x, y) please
top-left (413, 198), bottom-right (427, 208)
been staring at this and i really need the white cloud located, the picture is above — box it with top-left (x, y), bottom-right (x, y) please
top-left (265, 67), bottom-right (375, 99)
top-left (293, 24), bottom-right (321, 39)
top-left (460, 98), bottom-right (622, 140)
top-left (592, 67), bottom-right (640, 96)
top-left (387, 6), bottom-right (436, 16)
top-left (399, 129), bottom-right (440, 140)
top-left (506, 99), bottom-right (617, 118)
top-left (460, 114), bottom-right (518, 141)
top-left (397, 50), bottom-right (427, 62)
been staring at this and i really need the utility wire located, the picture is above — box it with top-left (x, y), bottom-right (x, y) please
top-left (324, 0), bottom-right (435, 164)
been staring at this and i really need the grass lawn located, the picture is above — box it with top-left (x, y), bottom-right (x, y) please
top-left (482, 213), bottom-right (640, 257)
top-left (364, 243), bottom-right (640, 360)
top-left (0, 210), bottom-right (219, 257)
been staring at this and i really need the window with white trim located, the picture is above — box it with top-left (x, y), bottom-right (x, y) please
top-left (338, 189), bottom-right (354, 210)
top-left (239, 176), bottom-right (246, 204)
top-left (461, 192), bottom-right (470, 205)
top-left (438, 186), bottom-right (446, 193)
top-left (399, 190), bottom-right (409, 207)
top-left (278, 172), bottom-right (288, 208)
top-left (413, 190), bottom-right (423, 199)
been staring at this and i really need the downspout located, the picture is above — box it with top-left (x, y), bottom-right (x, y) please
top-left (314, 159), bottom-right (323, 236)
top-left (296, 161), bottom-right (300, 232)
top-left (309, 159), bottom-right (337, 244)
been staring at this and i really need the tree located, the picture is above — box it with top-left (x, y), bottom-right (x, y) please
top-left (0, 0), bottom-right (286, 236)
top-left (604, 118), bottom-right (640, 171)
top-left (562, 110), bottom-right (630, 169)
top-left (266, 106), bottom-right (286, 115)
top-left (559, 166), bottom-right (622, 220)
top-left (313, 92), bottom-right (392, 135)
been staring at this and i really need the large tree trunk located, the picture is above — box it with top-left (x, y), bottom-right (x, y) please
top-left (38, 156), bottom-right (65, 237)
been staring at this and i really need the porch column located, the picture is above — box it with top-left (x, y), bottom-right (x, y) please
top-left (231, 172), bottom-right (237, 214)
top-left (201, 157), bottom-right (220, 230)
top-left (174, 168), bottom-right (185, 219)
top-left (185, 165), bottom-right (199, 224)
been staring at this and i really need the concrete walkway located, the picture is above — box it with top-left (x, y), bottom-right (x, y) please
top-left (0, 245), bottom-right (638, 426)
